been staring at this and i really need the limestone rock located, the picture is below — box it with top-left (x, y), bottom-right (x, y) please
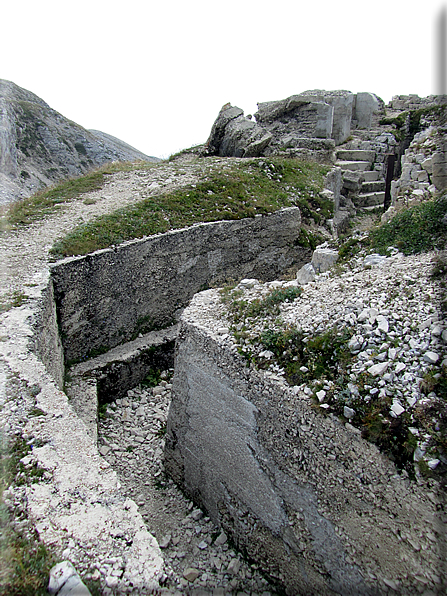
top-left (183, 567), bottom-right (201, 582)
top-left (363, 254), bottom-right (387, 267)
top-left (0, 79), bottom-right (158, 205)
top-left (367, 362), bottom-right (389, 376)
top-left (311, 247), bottom-right (338, 274)
top-left (255, 95), bottom-right (334, 140)
top-left (296, 263), bottom-right (316, 285)
top-left (342, 169), bottom-right (365, 193)
top-left (48, 561), bottom-right (91, 596)
top-left (354, 92), bottom-right (380, 130)
top-left (423, 351), bottom-right (439, 364)
top-left (204, 103), bottom-right (272, 158)
top-left (343, 406), bottom-right (355, 419)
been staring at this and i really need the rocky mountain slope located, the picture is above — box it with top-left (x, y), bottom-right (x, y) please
top-left (0, 79), bottom-right (158, 206)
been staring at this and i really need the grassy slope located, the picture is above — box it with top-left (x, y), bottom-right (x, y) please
top-left (4, 156), bottom-right (330, 258)
top-left (49, 158), bottom-right (330, 258)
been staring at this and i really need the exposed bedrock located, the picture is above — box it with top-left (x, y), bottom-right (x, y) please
top-left (165, 291), bottom-right (445, 596)
top-left (0, 79), bottom-right (158, 205)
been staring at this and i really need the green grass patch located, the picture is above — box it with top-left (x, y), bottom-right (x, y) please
top-left (260, 326), bottom-right (352, 386)
top-left (50, 158), bottom-right (330, 258)
top-left (369, 196), bottom-right (447, 255)
top-left (338, 236), bottom-right (369, 262)
top-left (295, 228), bottom-right (324, 251)
top-left (379, 104), bottom-right (447, 142)
top-left (6, 161), bottom-right (157, 227)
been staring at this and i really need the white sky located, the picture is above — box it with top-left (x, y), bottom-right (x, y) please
top-left (1, 1), bottom-right (446, 159)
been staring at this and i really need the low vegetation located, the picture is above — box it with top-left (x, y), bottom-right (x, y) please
top-left (0, 434), bottom-right (55, 595)
top-left (379, 103), bottom-right (447, 142)
top-left (0, 291), bottom-right (27, 314)
top-left (369, 195), bottom-right (447, 255)
top-left (6, 161), bottom-right (157, 227)
top-left (222, 193), bottom-right (447, 478)
top-left (49, 157), bottom-right (330, 258)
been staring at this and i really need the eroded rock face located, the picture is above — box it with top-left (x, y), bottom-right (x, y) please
top-left (255, 94), bottom-right (334, 140)
top-left (204, 103), bottom-right (273, 157)
top-left (0, 79), bottom-right (158, 205)
top-left (204, 90), bottom-right (375, 162)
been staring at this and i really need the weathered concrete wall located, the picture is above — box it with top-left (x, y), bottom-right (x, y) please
top-left (32, 278), bottom-right (65, 389)
top-left (165, 291), bottom-right (445, 596)
top-left (256, 98), bottom-right (334, 140)
top-left (51, 209), bottom-right (304, 364)
top-left (298, 91), bottom-right (354, 145)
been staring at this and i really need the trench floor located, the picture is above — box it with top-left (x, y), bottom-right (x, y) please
top-left (97, 372), bottom-right (278, 595)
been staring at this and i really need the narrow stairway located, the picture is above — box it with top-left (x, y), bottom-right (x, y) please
top-left (336, 147), bottom-right (387, 209)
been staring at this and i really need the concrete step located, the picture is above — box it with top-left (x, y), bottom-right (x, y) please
top-left (362, 170), bottom-right (380, 182)
top-left (356, 191), bottom-right (385, 207)
top-left (362, 180), bottom-right (386, 193)
top-left (336, 160), bottom-right (371, 172)
top-left (336, 149), bottom-right (376, 162)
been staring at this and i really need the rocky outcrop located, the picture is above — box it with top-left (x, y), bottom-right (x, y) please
top-left (204, 90), bottom-right (384, 163)
top-left (0, 79), bottom-right (159, 205)
top-left (204, 103), bottom-right (273, 158)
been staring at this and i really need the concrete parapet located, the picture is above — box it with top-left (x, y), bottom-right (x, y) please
top-left (165, 290), bottom-right (444, 596)
top-left (50, 210), bottom-right (304, 364)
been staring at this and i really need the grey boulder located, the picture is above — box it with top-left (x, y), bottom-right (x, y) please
top-left (204, 103), bottom-right (272, 158)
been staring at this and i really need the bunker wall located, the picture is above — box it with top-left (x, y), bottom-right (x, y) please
top-left (50, 209), bottom-right (303, 364)
top-left (165, 295), bottom-right (445, 596)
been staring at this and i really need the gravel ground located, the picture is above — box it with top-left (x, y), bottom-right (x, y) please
top-left (97, 375), bottom-right (278, 595)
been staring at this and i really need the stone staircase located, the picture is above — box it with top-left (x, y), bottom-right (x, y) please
top-left (336, 147), bottom-right (386, 209)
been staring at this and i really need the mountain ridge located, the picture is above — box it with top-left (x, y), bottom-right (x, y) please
top-left (0, 79), bottom-right (159, 205)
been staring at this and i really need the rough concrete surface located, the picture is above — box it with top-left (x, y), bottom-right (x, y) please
top-left (165, 283), bottom-right (446, 596)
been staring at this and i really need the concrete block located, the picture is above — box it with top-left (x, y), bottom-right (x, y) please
top-left (336, 160), bottom-right (370, 171)
top-left (336, 150), bottom-right (375, 162)
top-left (355, 92), bottom-right (380, 130)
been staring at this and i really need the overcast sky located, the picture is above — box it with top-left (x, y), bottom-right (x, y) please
top-left (2, 1), bottom-right (446, 159)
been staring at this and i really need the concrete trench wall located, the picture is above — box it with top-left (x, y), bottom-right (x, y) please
top-left (6, 208), bottom-right (306, 593)
top-left (32, 278), bottom-right (65, 389)
top-left (65, 325), bottom-right (178, 440)
top-left (165, 292), bottom-right (445, 596)
top-left (50, 208), bottom-right (304, 365)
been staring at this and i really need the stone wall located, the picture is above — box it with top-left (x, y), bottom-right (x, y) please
top-left (32, 277), bottom-right (65, 389)
top-left (165, 291), bottom-right (445, 596)
top-left (51, 209), bottom-right (304, 364)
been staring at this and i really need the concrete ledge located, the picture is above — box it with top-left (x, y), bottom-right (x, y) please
top-left (66, 325), bottom-right (178, 439)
